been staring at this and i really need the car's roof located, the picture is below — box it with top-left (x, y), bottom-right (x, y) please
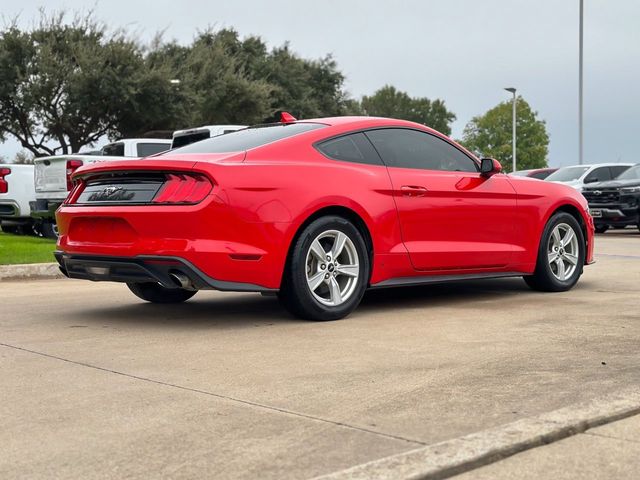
top-left (558, 162), bottom-right (634, 168)
top-left (298, 116), bottom-right (452, 141)
top-left (301, 116), bottom-right (427, 129)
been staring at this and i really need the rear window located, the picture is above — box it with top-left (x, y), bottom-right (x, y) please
top-left (167, 123), bottom-right (325, 154)
top-left (101, 143), bottom-right (125, 157)
top-left (137, 143), bottom-right (170, 157)
top-left (171, 132), bottom-right (210, 149)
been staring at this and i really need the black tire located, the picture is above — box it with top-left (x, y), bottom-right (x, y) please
top-left (524, 212), bottom-right (585, 292)
top-left (41, 221), bottom-right (59, 239)
top-left (594, 225), bottom-right (609, 234)
top-left (127, 282), bottom-right (197, 303)
top-left (279, 215), bottom-right (370, 321)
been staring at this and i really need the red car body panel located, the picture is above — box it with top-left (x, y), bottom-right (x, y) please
top-left (56, 117), bottom-right (594, 290)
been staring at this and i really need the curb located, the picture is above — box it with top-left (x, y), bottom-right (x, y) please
top-left (313, 387), bottom-right (640, 480)
top-left (0, 262), bottom-right (63, 281)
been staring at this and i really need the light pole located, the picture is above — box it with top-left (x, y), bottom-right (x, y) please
top-left (504, 87), bottom-right (517, 173)
top-left (578, 0), bottom-right (584, 164)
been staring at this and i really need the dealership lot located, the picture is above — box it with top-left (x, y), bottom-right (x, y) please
top-left (1, 230), bottom-right (639, 479)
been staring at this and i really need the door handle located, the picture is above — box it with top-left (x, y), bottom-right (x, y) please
top-left (400, 185), bottom-right (428, 197)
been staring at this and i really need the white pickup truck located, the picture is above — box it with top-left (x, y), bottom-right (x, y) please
top-left (0, 164), bottom-right (36, 234)
top-left (31, 138), bottom-right (171, 238)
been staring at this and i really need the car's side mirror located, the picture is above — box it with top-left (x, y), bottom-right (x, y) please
top-left (584, 176), bottom-right (598, 184)
top-left (480, 158), bottom-right (502, 177)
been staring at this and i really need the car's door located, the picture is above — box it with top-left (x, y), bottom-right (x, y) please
top-left (364, 128), bottom-right (518, 271)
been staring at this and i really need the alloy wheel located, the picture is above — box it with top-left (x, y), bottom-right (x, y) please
top-left (305, 230), bottom-right (360, 306)
top-left (547, 223), bottom-right (579, 281)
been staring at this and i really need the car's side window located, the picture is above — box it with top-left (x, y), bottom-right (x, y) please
top-left (137, 143), bottom-right (170, 157)
top-left (364, 128), bottom-right (478, 173)
top-left (316, 132), bottom-right (383, 166)
top-left (585, 167), bottom-right (612, 183)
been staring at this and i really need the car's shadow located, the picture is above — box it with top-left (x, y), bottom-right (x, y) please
top-left (64, 275), bottom-right (593, 328)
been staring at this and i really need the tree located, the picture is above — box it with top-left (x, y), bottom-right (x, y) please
top-left (147, 29), bottom-right (353, 125)
top-left (461, 97), bottom-right (549, 172)
top-left (257, 46), bottom-right (350, 118)
top-left (0, 11), bottom-right (182, 156)
top-left (360, 85), bottom-right (456, 135)
top-left (13, 151), bottom-right (34, 164)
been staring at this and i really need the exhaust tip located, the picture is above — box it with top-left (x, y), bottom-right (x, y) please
top-left (168, 271), bottom-right (195, 290)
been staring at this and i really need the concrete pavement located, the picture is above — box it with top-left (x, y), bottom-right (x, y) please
top-left (1, 230), bottom-right (639, 478)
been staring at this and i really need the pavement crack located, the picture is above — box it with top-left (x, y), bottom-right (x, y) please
top-left (583, 431), bottom-right (640, 445)
top-left (0, 342), bottom-right (426, 447)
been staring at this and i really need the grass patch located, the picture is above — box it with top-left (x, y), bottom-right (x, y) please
top-left (0, 232), bottom-right (57, 265)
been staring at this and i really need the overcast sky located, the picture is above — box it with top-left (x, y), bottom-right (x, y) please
top-left (1, 0), bottom-right (638, 167)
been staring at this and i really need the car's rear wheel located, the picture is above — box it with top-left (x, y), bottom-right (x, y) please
top-left (524, 212), bottom-right (585, 292)
top-left (594, 225), bottom-right (609, 234)
top-left (279, 216), bottom-right (369, 321)
top-left (127, 282), bottom-right (197, 303)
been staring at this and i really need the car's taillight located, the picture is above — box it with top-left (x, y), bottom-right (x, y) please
top-left (64, 179), bottom-right (85, 204)
top-left (66, 159), bottom-right (83, 191)
top-left (0, 167), bottom-right (11, 194)
top-left (152, 173), bottom-right (213, 204)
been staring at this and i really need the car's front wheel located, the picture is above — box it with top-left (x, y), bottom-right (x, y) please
top-left (524, 212), bottom-right (585, 292)
top-left (127, 282), bottom-right (197, 303)
top-left (595, 225), bottom-right (609, 234)
top-left (279, 216), bottom-right (370, 321)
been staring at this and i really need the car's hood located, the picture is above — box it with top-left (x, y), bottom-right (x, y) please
top-left (583, 178), bottom-right (640, 189)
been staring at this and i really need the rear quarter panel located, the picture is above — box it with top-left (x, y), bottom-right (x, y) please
top-left (193, 142), bottom-right (406, 285)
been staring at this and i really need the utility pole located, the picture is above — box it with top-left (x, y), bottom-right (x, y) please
top-left (579, 0), bottom-right (584, 164)
top-left (504, 87), bottom-right (517, 172)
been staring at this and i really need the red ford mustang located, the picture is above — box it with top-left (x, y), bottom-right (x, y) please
top-left (55, 116), bottom-right (595, 320)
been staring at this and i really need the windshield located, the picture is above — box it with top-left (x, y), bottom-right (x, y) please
top-left (546, 166), bottom-right (590, 182)
top-left (617, 165), bottom-right (640, 180)
top-left (166, 123), bottom-right (325, 154)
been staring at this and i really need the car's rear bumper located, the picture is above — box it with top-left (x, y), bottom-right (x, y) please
top-left (55, 197), bottom-right (290, 290)
top-left (55, 252), bottom-right (275, 292)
